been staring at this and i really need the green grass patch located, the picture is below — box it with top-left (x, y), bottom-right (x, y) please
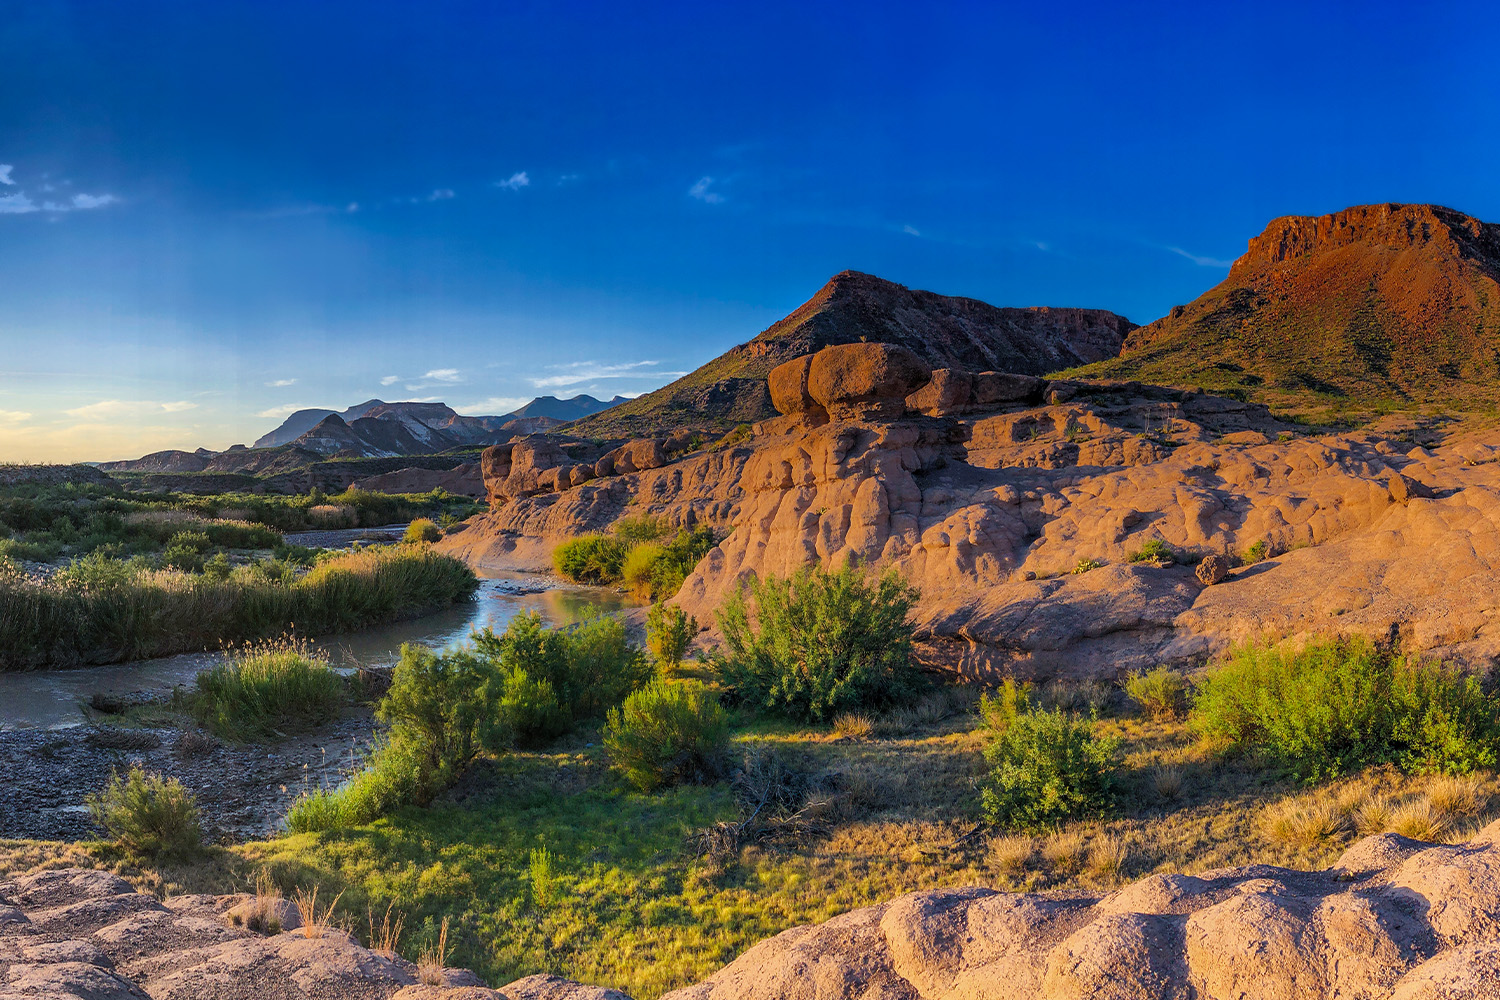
top-left (191, 640), bottom-right (346, 741)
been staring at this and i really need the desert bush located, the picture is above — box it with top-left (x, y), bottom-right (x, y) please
top-left (1241, 539), bottom-right (1270, 565)
top-left (604, 680), bottom-right (730, 792)
top-left (715, 564), bottom-right (921, 722)
top-left (981, 706), bottom-right (1121, 829)
top-left (647, 527), bottom-right (717, 598)
top-left (1071, 557), bottom-right (1103, 574)
top-left (87, 766), bottom-right (202, 859)
top-left (613, 515), bottom-right (665, 543)
top-left (379, 644), bottom-right (493, 801)
top-left (191, 639), bottom-right (345, 741)
top-left (404, 518), bottom-right (442, 544)
top-left (1190, 638), bottom-right (1500, 781)
top-left (1125, 667), bottom-right (1188, 720)
top-left (1127, 538), bottom-right (1176, 564)
top-left (621, 543), bottom-right (665, 598)
top-left (646, 603), bottom-right (696, 670)
top-left (552, 535), bottom-right (629, 584)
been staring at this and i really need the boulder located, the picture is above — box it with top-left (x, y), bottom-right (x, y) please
top-left (970, 372), bottom-right (1046, 408)
top-left (768, 355), bottom-right (819, 416)
top-left (905, 369), bottom-right (972, 417)
top-left (807, 343), bottom-right (932, 421)
top-left (1389, 472), bottom-right (1438, 504)
top-left (1196, 553), bottom-right (1231, 586)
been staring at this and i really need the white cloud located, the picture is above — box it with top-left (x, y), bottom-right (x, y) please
top-left (1167, 246), bottom-right (1233, 268)
top-left (903, 225), bottom-right (921, 237)
top-left (346, 202), bottom-right (360, 213)
top-left (256, 403), bottom-right (308, 419)
top-left (265, 378), bottom-right (297, 387)
top-left (422, 368), bottom-right (462, 383)
top-left (496, 172), bottom-right (530, 191)
top-left (529, 359), bottom-right (687, 389)
top-left (69, 193), bottom-right (117, 210)
top-left (688, 176), bottom-right (724, 204)
top-left (0, 192), bottom-right (36, 214)
top-left (380, 375), bottom-right (400, 386)
top-left (65, 399), bottom-right (196, 419)
top-left (427, 188), bottom-right (455, 201)
top-left (0, 165), bottom-right (13, 185)
top-left (556, 173), bottom-right (581, 185)
top-left (455, 396), bottom-right (532, 415)
top-left (0, 409), bottom-right (30, 423)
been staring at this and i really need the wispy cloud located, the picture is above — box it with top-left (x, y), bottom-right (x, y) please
top-left (0, 192), bottom-right (35, 214)
top-left (1166, 246), bottom-right (1233, 268)
top-left (0, 409), bottom-right (30, 424)
top-left (903, 224), bottom-right (921, 237)
top-left (455, 396), bottom-right (532, 416)
top-left (688, 176), bottom-right (723, 204)
top-left (265, 378), bottom-right (297, 388)
top-left (380, 375), bottom-right (400, 386)
top-left (556, 173), bottom-right (581, 185)
top-left (422, 368), bottom-right (462, 383)
top-left (0, 165), bottom-right (119, 216)
top-left (496, 172), bottom-right (530, 191)
top-left (427, 188), bottom-right (454, 201)
top-left (380, 368), bottom-right (467, 392)
top-left (0, 165), bottom-right (13, 186)
top-left (68, 193), bottom-right (117, 210)
top-left (529, 360), bottom-right (685, 389)
top-left (256, 403), bottom-right (309, 419)
top-left (64, 399), bottom-right (195, 420)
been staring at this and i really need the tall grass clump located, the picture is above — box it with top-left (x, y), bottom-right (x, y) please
top-left (1125, 667), bottom-right (1188, 720)
top-left (1190, 638), bottom-right (1500, 782)
top-left (604, 680), bottom-right (730, 791)
top-left (191, 639), bottom-right (345, 741)
top-left (714, 564), bottom-right (921, 722)
top-left (87, 766), bottom-right (202, 859)
top-left (0, 545), bottom-right (477, 670)
top-left (980, 690), bottom-right (1121, 829)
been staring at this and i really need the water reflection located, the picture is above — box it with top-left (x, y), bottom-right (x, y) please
top-left (0, 572), bottom-right (638, 730)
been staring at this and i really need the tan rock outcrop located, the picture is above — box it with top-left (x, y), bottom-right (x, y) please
top-left (0, 868), bottom-right (501, 1000)
top-left (807, 343), bottom-right (932, 421)
top-left (443, 342), bottom-right (1500, 681)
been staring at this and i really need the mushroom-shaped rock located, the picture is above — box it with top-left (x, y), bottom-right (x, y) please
top-left (807, 343), bottom-right (932, 421)
top-left (768, 355), bottom-right (820, 416)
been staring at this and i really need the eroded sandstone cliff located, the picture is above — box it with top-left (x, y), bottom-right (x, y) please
top-left (440, 341), bottom-right (1500, 680)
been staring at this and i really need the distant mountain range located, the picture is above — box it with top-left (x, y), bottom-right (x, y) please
top-left (568, 270), bottom-right (1135, 437)
top-left (102, 394), bottom-right (622, 472)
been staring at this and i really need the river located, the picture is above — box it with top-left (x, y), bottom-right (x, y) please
top-left (0, 570), bottom-right (638, 731)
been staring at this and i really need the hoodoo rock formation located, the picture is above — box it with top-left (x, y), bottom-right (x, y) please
top-left (443, 338), bottom-right (1500, 679)
top-left (568, 271), bottom-right (1134, 439)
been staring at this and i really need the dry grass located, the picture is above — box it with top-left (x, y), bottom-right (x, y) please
top-left (1353, 796), bottom-right (1393, 835)
top-left (1042, 828), bottom-right (1087, 874)
top-left (242, 870), bottom-right (283, 934)
top-left (292, 884), bottom-right (344, 939)
top-left (831, 713), bottom-right (874, 740)
top-left (1152, 765), bottom-right (1183, 801)
top-left (1262, 796), bottom-right (1349, 847)
top-left (1388, 800), bottom-right (1450, 842)
top-left (368, 903), bottom-right (404, 958)
top-left (1086, 833), bottom-right (1131, 883)
top-left (1427, 774), bottom-right (1488, 818)
top-left (418, 916), bottom-right (451, 986)
top-left (987, 834), bottom-right (1033, 875)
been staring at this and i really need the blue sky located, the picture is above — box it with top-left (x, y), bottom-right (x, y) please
top-left (3, 0), bottom-right (1499, 461)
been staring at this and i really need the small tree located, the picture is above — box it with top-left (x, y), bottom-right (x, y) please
top-left (604, 680), bottom-right (730, 791)
top-left (646, 604), bottom-right (697, 671)
top-left (88, 766), bottom-right (202, 859)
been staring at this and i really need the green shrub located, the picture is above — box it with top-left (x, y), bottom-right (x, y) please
top-left (714, 564), bottom-right (921, 722)
top-left (167, 530), bottom-right (213, 553)
top-left (621, 543), bottom-right (665, 598)
top-left (492, 668), bottom-right (568, 747)
top-left (1125, 667), bottom-right (1188, 720)
top-left (604, 680), bottom-right (730, 791)
top-left (981, 707), bottom-right (1121, 829)
top-left (87, 766), bottom-right (202, 859)
top-left (613, 515), bottom-right (665, 543)
top-left (646, 604), bottom-right (697, 670)
top-left (162, 543), bottom-right (205, 573)
top-left (191, 640), bottom-right (345, 741)
top-left (1241, 539), bottom-right (1270, 565)
top-left (379, 644), bottom-right (492, 802)
top-left (1071, 557), bottom-right (1103, 574)
top-left (552, 535), bottom-right (629, 584)
top-left (285, 733), bottom-right (424, 831)
top-left (202, 552), bottom-right (234, 581)
top-left (1127, 539), bottom-right (1175, 564)
top-left (1190, 638), bottom-right (1500, 781)
top-left (648, 527), bottom-right (717, 599)
top-left (404, 519), bottom-right (443, 544)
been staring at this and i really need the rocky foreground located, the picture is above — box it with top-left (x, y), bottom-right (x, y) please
top-left (13, 820), bottom-right (1500, 999)
top-left (440, 338), bottom-right (1500, 680)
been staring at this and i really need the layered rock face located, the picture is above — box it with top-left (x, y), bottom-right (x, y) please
top-left (446, 339), bottom-right (1500, 679)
